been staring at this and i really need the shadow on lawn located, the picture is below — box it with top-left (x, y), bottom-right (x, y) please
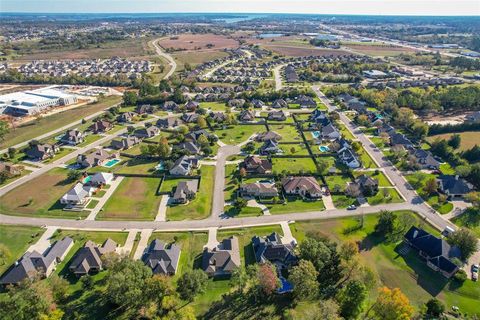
top-left (393, 243), bottom-right (449, 297)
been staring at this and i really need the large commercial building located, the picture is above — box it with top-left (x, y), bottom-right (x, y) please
top-left (0, 86), bottom-right (78, 116)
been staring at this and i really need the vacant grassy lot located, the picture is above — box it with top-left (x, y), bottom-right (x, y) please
top-left (268, 124), bottom-right (302, 142)
top-left (278, 143), bottom-right (310, 156)
top-left (291, 213), bottom-right (480, 316)
top-left (267, 196), bottom-right (325, 214)
top-left (271, 157), bottom-right (317, 174)
top-left (0, 96), bottom-right (121, 149)
top-left (215, 124), bottom-right (266, 145)
top-left (159, 34), bottom-right (238, 51)
top-left (224, 164), bottom-right (239, 202)
top-left (344, 43), bottom-right (414, 56)
top-left (0, 168), bottom-right (89, 219)
top-left (224, 205), bottom-right (263, 218)
top-left (173, 50), bottom-right (229, 72)
top-left (264, 44), bottom-right (350, 57)
top-left (202, 102), bottom-right (228, 111)
top-left (366, 188), bottom-right (403, 205)
top-left (98, 177), bottom-right (162, 220)
top-left (427, 131), bottom-right (480, 151)
top-left (115, 158), bottom-right (159, 175)
top-left (0, 224), bottom-right (43, 275)
top-left (167, 166), bottom-right (215, 220)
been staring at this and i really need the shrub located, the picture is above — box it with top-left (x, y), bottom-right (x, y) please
top-left (453, 269), bottom-right (467, 283)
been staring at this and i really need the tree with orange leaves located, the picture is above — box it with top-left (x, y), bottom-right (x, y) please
top-left (370, 287), bottom-right (414, 320)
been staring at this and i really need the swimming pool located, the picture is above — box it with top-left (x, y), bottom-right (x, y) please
top-left (103, 159), bottom-right (121, 168)
top-left (155, 161), bottom-right (165, 171)
top-left (82, 175), bottom-right (91, 184)
top-left (311, 131), bottom-right (321, 139)
top-left (277, 276), bottom-right (293, 294)
top-left (319, 145), bottom-right (330, 152)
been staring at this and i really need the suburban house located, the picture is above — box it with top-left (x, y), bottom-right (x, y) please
top-left (169, 155), bottom-right (198, 176)
top-left (210, 112), bottom-right (228, 123)
top-left (202, 236), bottom-right (241, 277)
top-left (252, 232), bottom-right (298, 267)
top-left (88, 172), bottom-right (114, 187)
top-left (60, 182), bottom-right (93, 207)
top-left (142, 240), bottom-right (181, 275)
top-left (69, 239), bottom-right (118, 276)
top-left (354, 174), bottom-right (379, 196)
top-left (282, 176), bottom-right (322, 199)
top-left (238, 110), bottom-right (255, 122)
top-left (321, 123), bottom-right (341, 140)
top-left (272, 99), bottom-right (288, 108)
top-left (239, 182), bottom-right (279, 198)
top-left (185, 129), bottom-right (211, 142)
top-left (295, 95), bottom-right (316, 108)
top-left (134, 125), bottom-right (160, 139)
top-left (242, 155), bottom-right (272, 174)
top-left (25, 143), bottom-right (59, 161)
top-left (0, 237), bottom-right (74, 285)
top-left (157, 117), bottom-right (182, 129)
top-left (410, 149), bottom-right (441, 170)
top-left (267, 110), bottom-right (287, 121)
top-left (389, 132), bottom-right (413, 149)
top-left (117, 111), bottom-right (136, 123)
top-left (60, 129), bottom-right (84, 146)
top-left (251, 99), bottom-right (265, 108)
top-left (404, 226), bottom-right (460, 278)
top-left (310, 109), bottom-right (329, 124)
top-left (77, 149), bottom-right (119, 168)
top-left (256, 131), bottom-right (282, 142)
top-left (338, 147), bottom-right (361, 169)
top-left (172, 180), bottom-right (199, 204)
top-left (437, 175), bottom-right (473, 199)
top-left (162, 101), bottom-right (179, 111)
top-left (136, 104), bottom-right (155, 114)
top-left (259, 139), bottom-right (282, 155)
top-left (111, 136), bottom-right (141, 150)
top-left (0, 161), bottom-right (23, 177)
top-left (181, 112), bottom-right (200, 123)
top-left (185, 100), bottom-right (200, 111)
top-left (89, 120), bottom-right (113, 133)
top-left (178, 141), bottom-right (201, 155)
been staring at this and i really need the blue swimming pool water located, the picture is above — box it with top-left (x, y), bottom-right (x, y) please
top-left (104, 159), bottom-right (120, 168)
top-left (83, 175), bottom-right (91, 183)
top-left (155, 161), bottom-right (164, 171)
top-left (311, 131), bottom-right (321, 139)
top-left (277, 276), bottom-right (293, 294)
top-left (319, 145), bottom-right (330, 152)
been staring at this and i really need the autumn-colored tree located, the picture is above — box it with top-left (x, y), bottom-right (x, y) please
top-left (157, 136), bottom-right (171, 158)
top-left (239, 167), bottom-right (247, 178)
top-left (197, 116), bottom-right (207, 128)
top-left (370, 287), bottom-right (414, 320)
top-left (257, 263), bottom-right (280, 295)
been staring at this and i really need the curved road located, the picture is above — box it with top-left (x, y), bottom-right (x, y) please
top-left (152, 39), bottom-right (177, 79)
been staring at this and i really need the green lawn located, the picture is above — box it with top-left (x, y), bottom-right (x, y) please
top-left (115, 158), bottom-right (159, 175)
top-left (167, 166), bottom-right (215, 220)
top-left (267, 196), bottom-right (325, 214)
top-left (325, 174), bottom-right (352, 192)
top-left (336, 122), bottom-right (355, 140)
top-left (0, 96), bottom-right (121, 149)
top-left (86, 199), bottom-right (99, 209)
top-left (202, 102), bottom-right (228, 111)
top-left (358, 146), bottom-right (378, 169)
top-left (224, 164), bottom-right (239, 202)
top-left (224, 205), bottom-right (263, 217)
top-left (0, 225), bottom-right (43, 275)
top-left (271, 157), bottom-right (317, 174)
top-left (98, 177), bottom-right (162, 220)
top-left (366, 188), bottom-right (403, 205)
top-left (353, 170), bottom-right (392, 187)
top-left (0, 167), bottom-right (89, 219)
top-left (332, 194), bottom-right (357, 208)
top-left (215, 124), bottom-right (266, 145)
top-left (0, 169), bottom-right (32, 187)
top-left (76, 134), bottom-right (102, 147)
top-left (278, 143), bottom-right (310, 156)
top-left (268, 124), bottom-right (302, 142)
top-left (42, 147), bottom-right (74, 164)
top-left (452, 208), bottom-right (480, 237)
top-left (405, 173), bottom-right (453, 214)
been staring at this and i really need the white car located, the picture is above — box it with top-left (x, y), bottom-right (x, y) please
top-left (472, 264), bottom-right (479, 281)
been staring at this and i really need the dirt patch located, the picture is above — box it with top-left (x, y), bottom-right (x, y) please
top-left (263, 45), bottom-right (351, 57)
top-left (158, 33), bottom-right (238, 51)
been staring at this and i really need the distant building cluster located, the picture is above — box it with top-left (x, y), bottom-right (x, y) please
top-left (0, 86), bottom-right (78, 116)
top-left (12, 57), bottom-right (152, 79)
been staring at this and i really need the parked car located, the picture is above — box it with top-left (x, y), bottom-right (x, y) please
top-left (347, 205), bottom-right (357, 210)
top-left (472, 264), bottom-right (479, 281)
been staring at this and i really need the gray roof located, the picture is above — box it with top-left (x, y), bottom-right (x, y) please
top-left (202, 236), bottom-right (240, 275)
top-left (252, 232), bottom-right (297, 265)
top-left (142, 240), bottom-right (181, 275)
top-left (69, 238), bottom-right (117, 275)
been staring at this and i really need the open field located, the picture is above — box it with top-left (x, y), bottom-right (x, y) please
top-left (0, 95), bottom-right (121, 149)
top-left (263, 44), bottom-right (351, 57)
top-left (98, 177), bottom-right (162, 220)
top-left (115, 158), bottom-right (159, 175)
top-left (344, 43), bottom-right (415, 56)
top-left (215, 124), bottom-right (266, 145)
top-left (427, 131), bottom-right (480, 151)
top-left (12, 38), bottom-right (151, 61)
top-left (158, 34), bottom-right (238, 51)
top-left (268, 124), bottom-right (301, 142)
top-left (0, 168), bottom-right (89, 219)
top-left (166, 166), bottom-right (215, 221)
top-left (271, 157), bottom-right (317, 174)
top-left (0, 224), bottom-right (43, 275)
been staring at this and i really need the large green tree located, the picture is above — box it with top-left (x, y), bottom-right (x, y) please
top-left (289, 260), bottom-right (319, 301)
top-left (176, 269), bottom-right (208, 302)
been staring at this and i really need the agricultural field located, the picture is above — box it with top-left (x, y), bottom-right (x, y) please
top-left (0, 168), bottom-right (89, 219)
top-left (173, 50), bottom-right (230, 72)
top-left (158, 33), bottom-right (238, 51)
top-left (98, 177), bottom-right (162, 220)
top-left (343, 43), bottom-right (415, 56)
top-left (427, 131), bottom-right (480, 151)
top-left (263, 44), bottom-right (350, 57)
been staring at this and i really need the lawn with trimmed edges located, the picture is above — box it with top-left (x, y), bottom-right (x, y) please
top-left (452, 208), bottom-right (480, 237)
top-left (325, 174), bottom-right (352, 192)
top-left (224, 164), bottom-right (239, 202)
top-left (115, 158), bottom-right (159, 175)
top-left (215, 124), bottom-right (266, 145)
top-left (0, 224), bottom-right (43, 275)
top-left (0, 167), bottom-right (89, 219)
top-left (166, 166), bottom-right (215, 221)
top-left (224, 205), bottom-right (263, 218)
top-left (271, 157), bottom-right (317, 174)
top-left (98, 177), bottom-right (162, 220)
top-left (366, 188), bottom-right (403, 205)
top-left (267, 196), bottom-right (325, 214)
top-left (268, 124), bottom-right (302, 142)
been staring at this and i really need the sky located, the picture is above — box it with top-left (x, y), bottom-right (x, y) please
top-left (1, 0), bottom-right (479, 16)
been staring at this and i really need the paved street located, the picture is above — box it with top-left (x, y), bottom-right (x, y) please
top-left (152, 39), bottom-right (176, 79)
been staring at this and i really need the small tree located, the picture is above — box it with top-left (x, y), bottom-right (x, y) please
top-left (374, 210), bottom-right (397, 237)
top-left (448, 228), bottom-right (478, 260)
top-left (370, 287), bottom-right (414, 320)
top-left (425, 298), bottom-right (445, 318)
top-left (345, 183), bottom-right (361, 198)
top-left (7, 147), bottom-right (17, 159)
top-left (67, 170), bottom-right (82, 182)
top-left (447, 134), bottom-right (461, 149)
top-left (423, 177), bottom-right (438, 196)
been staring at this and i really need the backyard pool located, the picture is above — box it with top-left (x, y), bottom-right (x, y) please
top-left (311, 131), bottom-right (321, 139)
top-left (319, 145), bottom-right (330, 152)
top-left (103, 159), bottom-right (121, 168)
top-left (277, 276), bottom-right (293, 294)
top-left (82, 175), bottom-right (91, 184)
top-left (155, 161), bottom-right (165, 171)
